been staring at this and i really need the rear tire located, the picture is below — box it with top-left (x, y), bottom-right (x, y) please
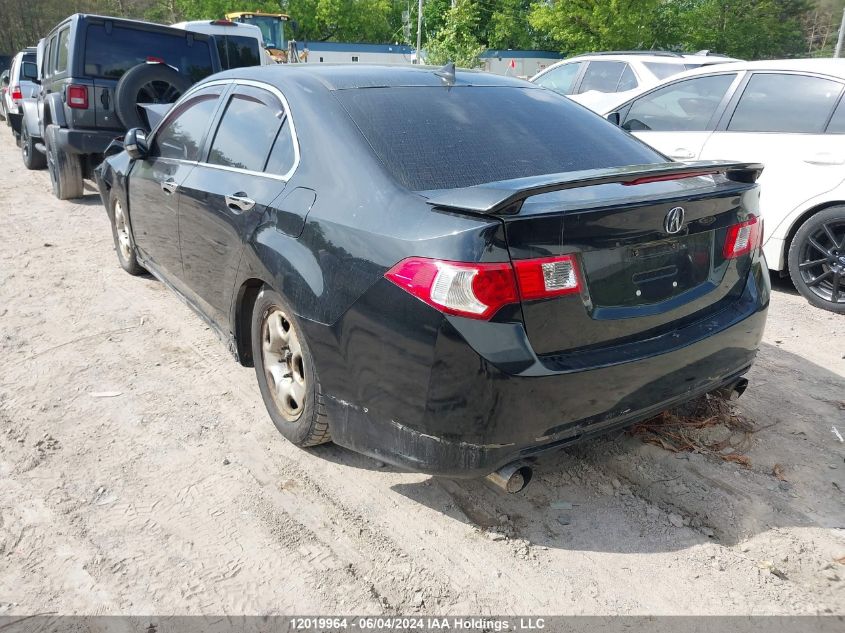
top-left (114, 63), bottom-right (191, 130)
top-left (108, 189), bottom-right (145, 276)
top-left (21, 125), bottom-right (45, 170)
top-left (45, 124), bottom-right (84, 200)
top-left (251, 287), bottom-right (331, 447)
top-left (787, 206), bottom-right (845, 314)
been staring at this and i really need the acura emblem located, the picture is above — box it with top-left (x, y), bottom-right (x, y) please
top-left (664, 207), bottom-right (685, 234)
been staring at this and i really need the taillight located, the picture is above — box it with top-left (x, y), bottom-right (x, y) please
top-left (723, 216), bottom-right (761, 259)
top-left (513, 255), bottom-right (581, 300)
top-left (67, 85), bottom-right (88, 109)
top-left (385, 258), bottom-right (518, 320)
top-left (10, 86), bottom-right (22, 102)
top-left (384, 254), bottom-right (583, 320)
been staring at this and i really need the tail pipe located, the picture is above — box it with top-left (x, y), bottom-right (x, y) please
top-left (718, 377), bottom-right (749, 401)
top-left (485, 461), bottom-right (533, 494)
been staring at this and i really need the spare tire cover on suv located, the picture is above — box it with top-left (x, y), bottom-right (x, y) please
top-left (115, 63), bottom-right (191, 130)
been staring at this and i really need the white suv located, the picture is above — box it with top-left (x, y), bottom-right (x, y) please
top-left (604, 59), bottom-right (845, 313)
top-left (531, 51), bottom-right (736, 112)
top-left (3, 47), bottom-right (39, 145)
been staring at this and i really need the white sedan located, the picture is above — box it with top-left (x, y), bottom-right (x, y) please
top-left (602, 59), bottom-right (845, 314)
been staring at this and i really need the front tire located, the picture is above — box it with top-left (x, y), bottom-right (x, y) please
top-left (788, 206), bottom-right (845, 314)
top-left (21, 125), bottom-right (45, 170)
top-left (251, 287), bottom-right (331, 447)
top-left (45, 124), bottom-right (84, 200)
top-left (108, 189), bottom-right (145, 276)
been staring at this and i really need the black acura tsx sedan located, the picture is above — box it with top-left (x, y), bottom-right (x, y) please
top-left (96, 64), bottom-right (769, 490)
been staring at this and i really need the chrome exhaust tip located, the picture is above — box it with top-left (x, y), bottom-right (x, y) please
top-left (485, 461), bottom-right (533, 494)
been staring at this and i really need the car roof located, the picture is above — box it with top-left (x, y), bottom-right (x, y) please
top-left (669, 57), bottom-right (845, 80)
top-left (208, 63), bottom-right (533, 91)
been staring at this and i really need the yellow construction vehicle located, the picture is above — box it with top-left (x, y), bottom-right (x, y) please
top-left (224, 12), bottom-right (305, 62)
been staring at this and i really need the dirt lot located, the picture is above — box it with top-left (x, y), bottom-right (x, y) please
top-left (0, 132), bottom-right (843, 616)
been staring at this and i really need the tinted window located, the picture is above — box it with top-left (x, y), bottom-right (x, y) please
top-left (56, 28), bottom-right (69, 73)
top-left (265, 119), bottom-right (296, 176)
top-left (208, 86), bottom-right (283, 172)
top-left (579, 61), bottom-right (626, 93)
top-left (46, 36), bottom-right (56, 76)
top-left (215, 35), bottom-right (261, 70)
top-left (154, 87), bottom-right (222, 161)
top-left (617, 64), bottom-right (637, 91)
top-left (21, 60), bottom-right (37, 81)
top-left (84, 24), bottom-right (213, 82)
top-left (623, 74), bottom-right (735, 132)
top-left (643, 62), bottom-right (687, 81)
top-left (336, 86), bottom-right (662, 191)
top-left (728, 73), bottom-right (842, 134)
top-left (534, 62), bottom-right (581, 95)
top-left (826, 98), bottom-right (845, 133)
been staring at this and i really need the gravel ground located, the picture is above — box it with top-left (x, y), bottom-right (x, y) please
top-left (0, 130), bottom-right (843, 615)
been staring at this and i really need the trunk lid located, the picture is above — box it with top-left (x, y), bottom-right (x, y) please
top-left (425, 162), bottom-right (762, 357)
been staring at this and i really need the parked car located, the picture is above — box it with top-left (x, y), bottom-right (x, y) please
top-left (604, 59), bottom-right (845, 313)
top-left (171, 19), bottom-right (272, 69)
top-left (531, 51), bottom-right (736, 113)
top-left (96, 65), bottom-right (769, 489)
top-left (19, 13), bottom-right (223, 199)
top-left (2, 47), bottom-right (38, 145)
top-left (0, 70), bottom-right (9, 123)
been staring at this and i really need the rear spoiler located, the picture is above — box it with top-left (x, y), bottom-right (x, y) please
top-left (423, 161), bottom-right (764, 214)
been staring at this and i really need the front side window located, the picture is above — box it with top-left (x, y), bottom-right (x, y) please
top-left (728, 73), bottom-right (842, 134)
top-left (623, 73), bottom-right (736, 132)
top-left (534, 62), bottom-right (582, 95)
top-left (84, 23), bottom-right (213, 82)
top-left (45, 36), bottom-right (57, 77)
top-left (578, 61), bottom-right (626, 93)
top-left (56, 28), bottom-right (69, 73)
top-left (153, 86), bottom-right (223, 161)
top-left (208, 85), bottom-right (284, 172)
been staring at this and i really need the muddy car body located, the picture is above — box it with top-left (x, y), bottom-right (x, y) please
top-left (96, 65), bottom-right (770, 479)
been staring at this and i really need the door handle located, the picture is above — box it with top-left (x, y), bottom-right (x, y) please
top-left (803, 152), bottom-right (845, 166)
top-left (225, 192), bottom-right (256, 213)
top-left (161, 179), bottom-right (178, 195)
top-left (670, 148), bottom-right (695, 160)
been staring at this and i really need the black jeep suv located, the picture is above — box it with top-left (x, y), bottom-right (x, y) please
top-left (21, 14), bottom-right (221, 199)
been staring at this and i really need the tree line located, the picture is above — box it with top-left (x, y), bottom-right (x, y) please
top-left (1, 0), bottom-right (843, 66)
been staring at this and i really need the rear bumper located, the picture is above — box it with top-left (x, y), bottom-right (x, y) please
top-left (56, 127), bottom-right (121, 156)
top-left (314, 260), bottom-right (770, 478)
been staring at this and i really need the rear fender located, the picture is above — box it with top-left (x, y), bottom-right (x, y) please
top-left (43, 92), bottom-right (67, 129)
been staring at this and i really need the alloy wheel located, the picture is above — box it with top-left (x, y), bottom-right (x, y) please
top-left (261, 307), bottom-right (307, 422)
top-left (113, 200), bottom-right (132, 261)
top-left (797, 218), bottom-right (845, 304)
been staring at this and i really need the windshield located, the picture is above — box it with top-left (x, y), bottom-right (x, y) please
top-left (335, 86), bottom-right (662, 191)
top-left (245, 16), bottom-right (285, 50)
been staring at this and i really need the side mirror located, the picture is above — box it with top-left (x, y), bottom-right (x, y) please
top-left (606, 111), bottom-right (621, 126)
top-left (124, 128), bottom-right (148, 160)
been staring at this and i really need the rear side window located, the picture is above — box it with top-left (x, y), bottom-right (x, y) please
top-left (335, 86), bottom-right (662, 191)
top-left (208, 86), bottom-right (284, 172)
top-left (56, 28), bottom-right (69, 73)
top-left (728, 73), bottom-right (843, 134)
top-left (154, 86), bottom-right (223, 161)
top-left (826, 98), bottom-right (845, 133)
top-left (215, 35), bottom-right (261, 70)
top-left (623, 74), bottom-right (736, 132)
top-left (579, 61), bottom-right (626, 93)
top-left (643, 62), bottom-right (687, 81)
top-left (534, 62), bottom-right (582, 95)
top-left (265, 120), bottom-right (297, 176)
top-left (84, 23), bottom-right (213, 82)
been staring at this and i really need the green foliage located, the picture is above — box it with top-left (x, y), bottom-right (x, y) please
top-left (425, 0), bottom-right (485, 67)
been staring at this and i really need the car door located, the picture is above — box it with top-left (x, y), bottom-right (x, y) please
top-left (619, 72), bottom-right (741, 161)
top-left (698, 72), bottom-right (845, 240)
top-left (178, 83), bottom-right (296, 328)
top-left (129, 84), bottom-right (225, 280)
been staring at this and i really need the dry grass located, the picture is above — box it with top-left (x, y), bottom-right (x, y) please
top-left (629, 394), bottom-right (756, 467)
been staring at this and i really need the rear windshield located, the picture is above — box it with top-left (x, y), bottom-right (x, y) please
top-left (21, 57), bottom-right (37, 81)
top-left (335, 86), bottom-right (662, 191)
top-left (84, 23), bottom-right (213, 82)
top-left (215, 34), bottom-right (261, 70)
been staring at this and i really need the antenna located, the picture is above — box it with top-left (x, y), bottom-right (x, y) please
top-left (434, 61), bottom-right (455, 84)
